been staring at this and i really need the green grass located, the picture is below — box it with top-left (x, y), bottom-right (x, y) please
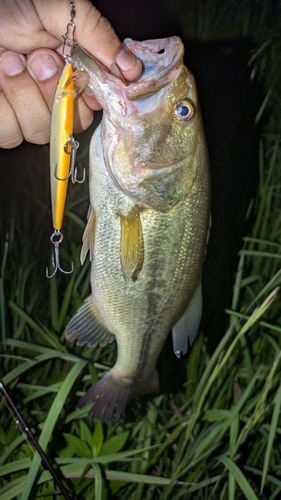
top-left (1, 2), bottom-right (281, 498)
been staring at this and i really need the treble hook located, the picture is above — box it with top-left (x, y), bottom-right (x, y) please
top-left (54, 138), bottom-right (85, 184)
top-left (46, 230), bottom-right (74, 278)
top-left (67, 138), bottom-right (85, 184)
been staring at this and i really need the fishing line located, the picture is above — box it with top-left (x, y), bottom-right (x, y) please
top-left (0, 382), bottom-right (75, 500)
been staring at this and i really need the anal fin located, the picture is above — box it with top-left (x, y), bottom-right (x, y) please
top-left (120, 207), bottom-right (144, 282)
top-left (65, 296), bottom-right (114, 347)
top-left (172, 281), bottom-right (202, 358)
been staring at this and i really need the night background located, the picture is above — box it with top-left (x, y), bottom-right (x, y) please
top-left (0, 0), bottom-right (281, 498)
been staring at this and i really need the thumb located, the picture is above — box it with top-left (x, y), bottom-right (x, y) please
top-left (38, 0), bottom-right (142, 81)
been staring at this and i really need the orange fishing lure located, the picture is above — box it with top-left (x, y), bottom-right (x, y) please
top-left (46, 2), bottom-right (88, 278)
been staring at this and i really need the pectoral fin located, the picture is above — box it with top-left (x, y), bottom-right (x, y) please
top-left (172, 282), bottom-right (202, 358)
top-left (80, 206), bottom-right (96, 264)
top-left (120, 207), bottom-right (144, 281)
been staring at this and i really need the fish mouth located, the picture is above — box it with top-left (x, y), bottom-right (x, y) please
top-left (123, 37), bottom-right (184, 99)
top-left (73, 36), bottom-right (184, 103)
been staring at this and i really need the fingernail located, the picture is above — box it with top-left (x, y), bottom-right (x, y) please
top-left (83, 85), bottom-right (93, 96)
top-left (115, 45), bottom-right (141, 74)
top-left (29, 54), bottom-right (58, 81)
top-left (1, 54), bottom-right (26, 76)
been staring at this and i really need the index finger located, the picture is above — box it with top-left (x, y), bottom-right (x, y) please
top-left (35, 0), bottom-right (143, 81)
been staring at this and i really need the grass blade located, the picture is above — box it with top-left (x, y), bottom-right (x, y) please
top-left (261, 383), bottom-right (281, 493)
top-left (20, 359), bottom-right (87, 500)
top-left (218, 455), bottom-right (259, 500)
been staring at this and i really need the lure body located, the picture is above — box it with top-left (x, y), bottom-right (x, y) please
top-left (50, 61), bottom-right (75, 231)
top-left (47, 62), bottom-right (88, 278)
top-left (46, 3), bottom-right (89, 278)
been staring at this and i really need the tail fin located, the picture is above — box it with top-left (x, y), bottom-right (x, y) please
top-left (78, 369), bottom-right (159, 422)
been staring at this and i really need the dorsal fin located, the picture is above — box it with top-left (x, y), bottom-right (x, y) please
top-left (120, 207), bottom-right (144, 281)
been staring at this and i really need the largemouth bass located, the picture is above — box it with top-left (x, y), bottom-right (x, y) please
top-left (66, 36), bottom-right (210, 422)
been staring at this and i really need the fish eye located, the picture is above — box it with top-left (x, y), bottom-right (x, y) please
top-left (174, 98), bottom-right (195, 122)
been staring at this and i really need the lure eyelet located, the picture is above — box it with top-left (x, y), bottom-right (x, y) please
top-left (174, 98), bottom-right (195, 122)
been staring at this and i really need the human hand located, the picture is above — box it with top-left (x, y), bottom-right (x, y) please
top-left (0, 0), bottom-right (142, 148)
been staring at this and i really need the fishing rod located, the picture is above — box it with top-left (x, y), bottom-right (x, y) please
top-left (0, 382), bottom-right (75, 500)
